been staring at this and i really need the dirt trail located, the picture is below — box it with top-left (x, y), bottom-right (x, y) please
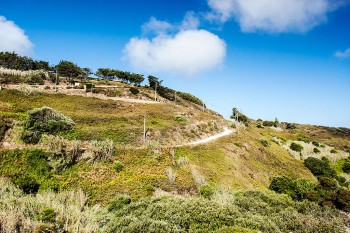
top-left (3, 84), bottom-right (162, 104)
top-left (177, 127), bottom-right (234, 147)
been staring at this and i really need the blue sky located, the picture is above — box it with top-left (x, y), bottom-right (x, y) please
top-left (1, 0), bottom-right (350, 127)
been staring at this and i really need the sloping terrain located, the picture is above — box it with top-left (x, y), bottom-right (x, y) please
top-left (0, 87), bottom-right (350, 232)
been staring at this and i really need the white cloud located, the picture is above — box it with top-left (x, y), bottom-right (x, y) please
top-left (207, 0), bottom-right (345, 33)
top-left (142, 17), bottom-right (173, 35)
top-left (180, 12), bottom-right (200, 30)
top-left (335, 48), bottom-right (350, 59)
top-left (124, 29), bottom-right (226, 76)
top-left (142, 12), bottom-right (200, 35)
top-left (0, 16), bottom-right (33, 55)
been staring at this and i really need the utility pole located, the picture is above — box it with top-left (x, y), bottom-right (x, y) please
top-left (143, 115), bottom-right (146, 144)
top-left (154, 82), bottom-right (157, 101)
top-left (55, 70), bottom-right (58, 92)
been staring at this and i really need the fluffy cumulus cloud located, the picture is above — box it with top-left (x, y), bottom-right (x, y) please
top-left (124, 14), bottom-right (226, 76)
top-left (124, 30), bottom-right (226, 76)
top-left (207, 0), bottom-right (346, 33)
top-left (335, 48), bottom-right (350, 59)
top-left (0, 16), bottom-right (33, 55)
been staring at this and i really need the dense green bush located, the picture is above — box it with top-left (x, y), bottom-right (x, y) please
top-left (343, 161), bottom-right (350, 173)
top-left (178, 92), bottom-right (203, 106)
top-left (21, 106), bottom-right (74, 144)
top-left (199, 184), bottom-right (215, 199)
top-left (313, 147), bottom-right (321, 154)
top-left (105, 190), bottom-right (348, 232)
top-left (129, 87), bottom-right (139, 95)
top-left (113, 160), bottom-right (124, 172)
top-left (173, 115), bottom-right (187, 123)
top-left (108, 195), bottom-right (132, 212)
top-left (38, 208), bottom-right (56, 223)
top-left (285, 123), bottom-right (296, 129)
top-left (259, 139), bottom-right (270, 147)
top-left (269, 177), bottom-right (316, 201)
top-left (330, 149), bottom-right (338, 154)
top-left (290, 142), bottom-right (303, 152)
top-left (0, 149), bottom-right (59, 193)
top-left (269, 176), bottom-right (296, 198)
top-left (304, 157), bottom-right (336, 178)
top-left (335, 188), bottom-right (350, 212)
top-left (12, 175), bottom-right (40, 194)
top-left (0, 121), bottom-right (10, 141)
top-left (312, 141), bottom-right (320, 147)
top-left (297, 137), bottom-right (310, 143)
top-left (262, 121), bottom-right (274, 127)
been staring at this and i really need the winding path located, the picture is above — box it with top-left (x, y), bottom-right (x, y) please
top-left (177, 127), bottom-right (234, 147)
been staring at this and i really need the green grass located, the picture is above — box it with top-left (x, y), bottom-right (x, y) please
top-left (0, 89), bottom-right (222, 145)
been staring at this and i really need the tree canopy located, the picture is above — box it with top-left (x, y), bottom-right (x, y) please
top-left (0, 52), bottom-right (49, 71)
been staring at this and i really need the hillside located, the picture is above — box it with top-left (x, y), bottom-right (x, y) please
top-left (0, 85), bottom-right (350, 232)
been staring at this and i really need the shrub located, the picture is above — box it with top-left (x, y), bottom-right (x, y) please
top-left (313, 147), bottom-right (321, 154)
top-left (343, 161), bottom-right (350, 173)
top-left (290, 142), bottom-right (303, 152)
top-left (113, 160), bottom-right (124, 173)
top-left (285, 123), bottom-right (296, 129)
top-left (108, 195), bottom-right (132, 212)
top-left (199, 184), bottom-right (215, 199)
top-left (84, 82), bottom-right (93, 89)
top-left (259, 139), bottom-right (270, 147)
top-left (177, 156), bottom-right (189, 166)
top-left (41, 135), bottom-right (82, 172)
top-left (331, 149), bottom-right (338, 154)
top-left (312, 141), bottom-right (320, 147)
top-left (34, 224), bottom-right (56, 233)
top-left (12, 175), bottom-right (40, 194)
top-left (269, 176), bottom-right (296, 199)
top-left (0, 121), bottom-right (10, 141)
top-left (262, 121), bottom-right (274, 127)
top-left (177, 92), bottom-right (203, 106)
top-left (38, 208), bottom-right (56, 223)
top-left (89, 139), bottom-right (115, 162)
top-left (18, 83), bottom-right (40, 96)
top-left (173, 115), bottom-right (187, 123)
top-left (336, 176), bottom-right (346, 184)
top-left (304, 157), bottom-right (336, 178)
top-left (335, 188), bottom-right (350, 211)
top-left (297, 137), bottom-right (310, 143)
top-left (165, 167), bottom-right (176, 183)
top-left (21, 107), bottom-right (74, 144)
top-left (294, 178), bottom-right (317, 200)
top-left (318, 177), bottom-right (338, 189)
top-left (129, 87), bottom-right (139, 95)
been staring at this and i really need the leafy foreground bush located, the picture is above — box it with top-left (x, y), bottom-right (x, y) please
top-left (21, 106), bottom-right (74, 144)
top-left (304, 157), bottom-right (336, 178)
top-left (0, 177), bottom-right (105, 233)
top-left (290, 142), bottom-right (303, 152)
top-left (0, 149), bottom-right (60, 193)
top-left (0, 179), bottom-right (349, 233)
top-left (270, 176), bottom-right (350, 212)
top-left (105, 190), bottom-right (349, 233)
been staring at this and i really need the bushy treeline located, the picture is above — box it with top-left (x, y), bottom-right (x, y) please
top-left (0, 52), bottom-right (49, 71)
top-left (96, 68), bottom-right (144, 84)
top-left (148, 75), bottom-right (204, 106)
top-left (270, 157), bottom-right (350, 212)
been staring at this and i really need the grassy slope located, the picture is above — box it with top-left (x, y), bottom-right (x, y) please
top-left (0, 89), bottom-right (222, 146)
top-left (1, 88), bottom-right (349, 205)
